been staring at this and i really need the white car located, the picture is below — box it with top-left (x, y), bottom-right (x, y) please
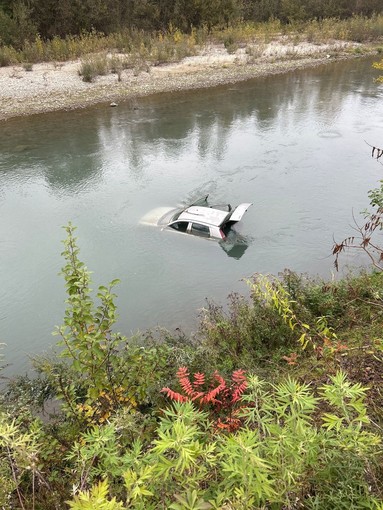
top-left (141, 195), bottom-right (252, 241)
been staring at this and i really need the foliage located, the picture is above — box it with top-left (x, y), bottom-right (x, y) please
top-left (0, 412), bottom-right (43, 509)
top-left (66, 371), bottom-right (382, 509)
top-left (0, 44), bottom-right (19, 65)
top-left (199, 291), bottom-right (296, 370)
top-left (54, 223), bottom-right (126, 412)
top-left (333, 176), bottom-right (383, 272)
top-left (1, 12), bottom-right (383, 68)
top-left (2, 225), bottom-right (383, 508)
top-left (0, 0), bottom-right (383, 46)
top-left (42, 224), bottom-right (178, 428)
top-left (161, 367), bottom-right (247, 431)
top-left (78, 54), bottom-right (109, 82)
top-left (68, 479), bottom-right (124, 509)
top-left (198, 268), bottom-right (383, 373)
top-left (247, 273), bottom-right (344, 355)
top-left (374, 56), bottom-right (383, 83)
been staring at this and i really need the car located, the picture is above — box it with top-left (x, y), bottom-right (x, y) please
top-left (141, 195), bottom-right (252, 241)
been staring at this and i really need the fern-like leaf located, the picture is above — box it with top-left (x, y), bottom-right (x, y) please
top-left (193, 372), bottom-right (205, 388)
top-left (161, 388), bottom-right (188, 403)
top-left (231, 369), bottom-right (246, 383)
top-left (201, 382), bottom-right (226, 404)
top-left (179, 375), bottom-right (197, 398)
top-left (176, 366), bottom-right (189, 379)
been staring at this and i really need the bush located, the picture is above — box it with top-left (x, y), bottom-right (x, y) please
top-left (0, 45), bottom-right (19, 66)
top-left (67, 372), bottom-right (383, 509)
top-left (198, 291), bottom-right (296, 371)
top-left (78, 54), bottom-right (109, 82)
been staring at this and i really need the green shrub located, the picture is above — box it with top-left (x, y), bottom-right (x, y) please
top-left (0, 412), bottom-right (43, 508)
top-left (78, 54), bottom-right (109, 82)
top-left (198, 291), bottom-right (295, 371)
top-left (0, 45), bottom-right (19, 66)
top-left (67, 372), bottom-right (382, 509)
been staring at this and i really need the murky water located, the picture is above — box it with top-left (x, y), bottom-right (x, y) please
top-left (1, 56), bottom-right (383, 372)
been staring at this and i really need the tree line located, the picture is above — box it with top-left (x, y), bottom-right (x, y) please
top-left (1, 0), bottom-right (383, 48)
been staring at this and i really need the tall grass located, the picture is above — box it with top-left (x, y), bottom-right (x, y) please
top-left (0, 28), bottom-right (198, 67)
top-left (0, 15), bottom-right (382, 68)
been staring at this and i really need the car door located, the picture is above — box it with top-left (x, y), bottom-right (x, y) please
top-left (190, 222), bottom-right (210, 238)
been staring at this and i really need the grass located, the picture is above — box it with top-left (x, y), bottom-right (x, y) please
top-left (1, 15), bottom-right (383, 70)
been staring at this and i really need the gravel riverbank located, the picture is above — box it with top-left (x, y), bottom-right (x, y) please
top-left (0, 40), bottom-right (372, 121)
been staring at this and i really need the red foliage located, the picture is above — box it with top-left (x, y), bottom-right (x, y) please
top-left (283, 352), bottom-right (298, 365)
top-left (161, 367), bottom-right (248, 432)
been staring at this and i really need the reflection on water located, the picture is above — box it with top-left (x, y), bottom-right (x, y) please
top-left (0, 56), bottom-right (383, 373)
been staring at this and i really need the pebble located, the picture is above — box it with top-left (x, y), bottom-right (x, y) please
top-left (0, 41), bottom-right (367, 121)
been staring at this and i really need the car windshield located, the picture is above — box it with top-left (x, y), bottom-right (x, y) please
top-left (171, 211), bottom-right (183, 222)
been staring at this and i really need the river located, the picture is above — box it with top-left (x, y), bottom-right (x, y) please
top-left (1, 55), bottom-right (383, 373)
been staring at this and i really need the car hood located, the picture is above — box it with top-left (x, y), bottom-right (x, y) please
top-left (140, 207), bottom-right (177, 226)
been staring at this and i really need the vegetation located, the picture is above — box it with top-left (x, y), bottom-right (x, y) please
top-left (1, 0), bottom-right (383, 47)
top-left (1, 1), bottom-right (383, 71)
top-left (1, 218), bottom-right (383, 508)
top-left (1, 15), bottom-right (383, 504)
top-left (333, 157), bottom-right (383, 271)
top-left (375, 55), bottom-right (383, 83)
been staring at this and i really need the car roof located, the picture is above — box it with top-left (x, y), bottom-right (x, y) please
top-left (177, 206), bottom-right (229, 227)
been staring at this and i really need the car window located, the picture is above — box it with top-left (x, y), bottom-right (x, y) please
top-left (191, 223), bottom-right (210, 238)
top-left (170, 221), bottom-right (188, 232)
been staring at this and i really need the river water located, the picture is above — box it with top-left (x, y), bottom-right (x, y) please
top-left (1, 56), bottom-right (383, 373)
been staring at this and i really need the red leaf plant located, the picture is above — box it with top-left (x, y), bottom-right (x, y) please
top-left (161, 367), bottom-right (248, 432)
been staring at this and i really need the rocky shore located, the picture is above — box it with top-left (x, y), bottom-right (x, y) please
top-left (0, 40), bottom-right (372, 121)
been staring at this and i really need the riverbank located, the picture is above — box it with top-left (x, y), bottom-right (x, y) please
top-left (0, 39), bottom-right (376, 121)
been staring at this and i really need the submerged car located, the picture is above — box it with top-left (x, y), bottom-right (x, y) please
top-left (142, 195), bottom-right (252, 240)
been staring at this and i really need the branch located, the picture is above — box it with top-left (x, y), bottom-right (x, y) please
top-left (332, 208), bottom-right (383, 271)
top-left (364, 140), bottom-right (383, 165)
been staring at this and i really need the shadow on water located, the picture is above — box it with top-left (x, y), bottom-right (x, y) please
top-left (219, 230), bottom-right (250, 260)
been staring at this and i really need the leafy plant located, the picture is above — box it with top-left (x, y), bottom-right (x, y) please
top-left (0, 412), bottom-right (43, 510)
top-left (45, 224), bottom-right (174, 427)
top-left (169, 489), bottom-right (212, 510)
top-left (198, 291), bottom-right (295, 370)
top-left (247, 273), bottom-right (343, 355)
top-left (78, 55), bottom-right (109, 82)
top-left (54, 223), bottom-right (126, 413)
top-left (67, 370), bottom-right (382, 509)
top-left (68, 479), bottom-right (124, 510)
top-left (161, 367), bottom-right (247, 431)
top-left (333, 187), bottom-right (383, 272)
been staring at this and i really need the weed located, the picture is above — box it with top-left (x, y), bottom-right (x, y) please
top-left (245, 43), bottom-right (265, 60)
top-left (1, 16), bottom-right (383, 71)
top-left (78, 54), bottom-right (108, 82)
top-left (0, 45), bottom-right (19, 66)
top-left (198, 291), bottom-right (295, 371)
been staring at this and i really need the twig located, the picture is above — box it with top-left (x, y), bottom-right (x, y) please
top-left (364, 140), bottom-right (383, 165)
top-left (7, 446), bottom-right (26, 510)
